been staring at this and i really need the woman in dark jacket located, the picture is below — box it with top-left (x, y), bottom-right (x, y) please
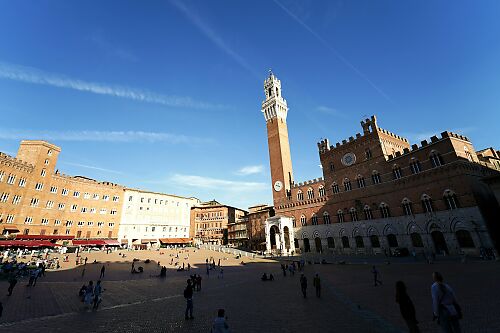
top-left (396, 281), bottom-right (420, 333)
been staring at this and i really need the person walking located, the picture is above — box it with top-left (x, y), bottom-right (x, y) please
top-left (372, 266), bottom-right (382, 286)
top-left (431, 272), bottom-right (462, 333)
top-left (7, 274), bottom-right (17, 296)
top-left (84, 281), bottom-right (94, 309)
top-left (211, 308), bottom-right (230, 333)
top-left (93, 280), bottom-right (103, 310)
top-left (395, 281), bottom-right (420, 333)
top-left (300, 274), bottom-right (308, 298)
top-left (184, 279), bottom-right (194, 320)
top-left (313, 274), bottom-right (321, 298)
top-left (100, 265), bottom-right (105, 278)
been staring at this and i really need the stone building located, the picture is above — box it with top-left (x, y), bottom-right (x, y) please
top-left (247, 204), bottom-right (274, 251)
top-left (262, 72), bottom-right (500, 256)
top-left (118, 188), bottom-right (199, 248)
top-left (192, 200), bottom-right (246, 245)
top-left (0, 141), bottom-right (123, 240)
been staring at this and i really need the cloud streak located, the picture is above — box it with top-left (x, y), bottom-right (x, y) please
top-left (60, 162), bottom-right (124, 175)
top-left (235, 165), bottom-right (265, 176)
top-left (170, 174), bottom-right (267, 192)
top-left (0, 129), bottom-right (212, 145)
top-left (170, 0), bottom-right (260, 79)
top-left (273, 0), bottom-right (394, 104)
top-left (316, 105), bottom-right (346, 118)
top-left (0, 61), bottom-right (225, 110)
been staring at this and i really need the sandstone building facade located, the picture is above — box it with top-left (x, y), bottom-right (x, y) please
top-left (0, 141), bottom-right (123, 240)
top-left (192, 200), bottom-right (246, 245)
top-left (262, 72), bottom-right (500, 256)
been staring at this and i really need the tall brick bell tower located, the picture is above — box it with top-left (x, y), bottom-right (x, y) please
top-left (262, 71), bottom-right (296, 255)
top-left (262, 70), bottom-right (294, 208)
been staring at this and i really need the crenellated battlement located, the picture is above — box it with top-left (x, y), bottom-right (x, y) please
top-left (292, 177), bottom-right (324, 188)
top-left (386, 131), bottom-right (471, 160)
top-left (0, 152), bottom-right (35, 172)
top-left (318, 115), bottom-right (410, 154)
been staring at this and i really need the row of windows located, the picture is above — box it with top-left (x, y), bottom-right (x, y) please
top-left (0, 193), bottom-right (118, 215)
top-left (294, 191), bottom-right (459, 226)
top-left (19, 228), bottom-right (114, 237)
top-left (20, 217), bottom-right (115, 227)
top-left (301, 230), bottom-right (475, 251)
top-left (129, 195), bottom-right (188, 207)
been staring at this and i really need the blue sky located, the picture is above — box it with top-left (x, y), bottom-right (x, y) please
top-left (1, 1), bottom-right (499, 209)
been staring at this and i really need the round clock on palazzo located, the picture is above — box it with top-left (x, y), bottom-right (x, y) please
top-left (341, 152), bottom-right (356, 166)
top-left (274, 180), bottom-right (283, 192)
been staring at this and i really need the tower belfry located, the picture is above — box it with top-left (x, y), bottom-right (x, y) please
top-left (262, 71), bottom-right (294, 206)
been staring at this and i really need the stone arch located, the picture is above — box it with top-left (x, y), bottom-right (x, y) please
top-left (300, 231), bottom-right (308, 239)
top-left (312, 230), bottom-right (321, 238)
top-left (382, 224), bottom-right (395, 236)
top-left (407, 222), bottom-right (423, 234)
top-left (367, 226), bottom-right (379, 236)
top-left (339, 228), bottom-right (347, 238)
top-left (450, 218), bottom-right (472, 232)
top-left (352, 227), bottom-right (362, 237)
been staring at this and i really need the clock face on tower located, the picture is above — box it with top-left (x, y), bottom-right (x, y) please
top-left (274, 180), bottom-right (283, 192)
top-left (341, 152), bottom-right (356, 166)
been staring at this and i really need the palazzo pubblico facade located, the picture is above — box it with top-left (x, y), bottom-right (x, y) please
top-left (262, 72), bottom-right (500, 257)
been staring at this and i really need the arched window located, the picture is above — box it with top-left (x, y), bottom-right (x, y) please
top-left (371, 170), bottom-right (381, 184)
top-left (421, 194), bottom-right (433, 213)
top-left (300, 215), bottom-right (307, 226)
top-left (292, 217), bottom-right (296, 228)
top-left (349, 207), bottom-right (358, 222)
top-left (443, 190), bottom-right (459, 210)
top-left (456, 230), bottom-right (474, 248)
top-left (341, 236), bottom-right (350, 248)
top-left (329, 162), bottom-right (335, 171)
top-left (343, 178), bottom-right (352, 191)
top-left (318, 186), bottom-right (326, 197)
top-left (297, 190), bottom-right (304, 201)
top-left (402, 198), bottom-right (413, 216)
top-left (337, 209), bottom-right (344, 223)
top-left (307, 188), bottom-right (314, 200)
top-left (464, 146), bottom-right (473, 162)
top-left (323, 211), bottom-right (331, 224)
top-left (370, 235), bottom-right (380, 248)
top-left (356, 175), bottom-right (366, 188)
top-left (327, 237), bottom-right (335, 248)
top-left (311, 214), bottom-right (318, 225)
top-left (393, 165), bottom-right (402, 179)
top-left (365, 148), bottom-right (372, 159)
top-left (355, 235), bottom-right (364, 248)
top-left (387, 234), bottom-right (398, 247)
top-left (411, 233), bottom-right (424, 247)
top-left (332, 182), bottom-right (340, 194)
top-left (364, 205), bottom-right (373, 220)
top-left (379, 203), bottom-right (391, 218)
top-left (410, 158), bottom-right (422, 174)
top-left (430, 151), bottom-right (444, 167)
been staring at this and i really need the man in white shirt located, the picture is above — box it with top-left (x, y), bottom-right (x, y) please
top-left (431, 272), bottom-right (461, 333)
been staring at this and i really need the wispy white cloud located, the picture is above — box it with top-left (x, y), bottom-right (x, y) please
top-left (235, 165), bottom-right (265, 176)
top-left (0, 61), bottom-right (225, 110)
top-left (316, 105), bottom-right (345, 118)
top-left (0, 129), bottom-right (212, 145)
top-left (89, 34), bottom-right (138, 62)
top-left (170, 174), bottom-right (267, 192)
top-left (60, 162), bottom-right (124, 175)
top-left (273, 0), bottom-right (395, 105)
top-left (170, 0), bottom-right (260, 79)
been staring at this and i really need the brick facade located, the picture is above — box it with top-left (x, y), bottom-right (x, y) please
top-left (263, 73), bottom-right (500, 256)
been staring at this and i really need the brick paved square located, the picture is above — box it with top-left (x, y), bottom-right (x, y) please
top-left (1, 248), bottom-right (498, 332)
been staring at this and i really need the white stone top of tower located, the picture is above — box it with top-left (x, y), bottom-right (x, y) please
top-left (261, 71), bottom-right (288, 122)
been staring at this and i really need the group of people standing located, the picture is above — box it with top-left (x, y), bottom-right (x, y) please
top-left (79, 280), bottom-right (104, 310)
